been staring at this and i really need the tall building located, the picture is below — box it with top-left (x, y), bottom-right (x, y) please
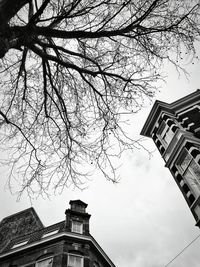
top-left (0, 200), bottom-right (115, 267)
top-left (141, 90), bottom-right (200, 226)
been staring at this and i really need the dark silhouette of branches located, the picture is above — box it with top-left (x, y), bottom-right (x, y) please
top-left (0, 0), bottom-right (200, 197)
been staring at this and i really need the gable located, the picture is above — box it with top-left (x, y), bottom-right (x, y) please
top-left (0, 207), bottom-right (43, 252)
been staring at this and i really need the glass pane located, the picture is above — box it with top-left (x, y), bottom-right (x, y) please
top-left (190, 160), bottom-right (200, 183)
top-left (177, 149), bottom-right (192, 174)
top-left (181, 153), bottom-right (192, 171)
top-left (163, 128), bottom-right (174, 144)
top-left (184, 169), bottom-right (200, 197)
top-left (72, 221), bottom-right (83, 233)
top-left (68, 255), bottom-right (82, 267)
top-left (194, 205), bottom-right (200, 219)
top-left (68, 255), bottom-right (74, 265)
top-left (157, 121), bottom-right (166, 137)
top-left (75, 257), bottom-right (81, 265)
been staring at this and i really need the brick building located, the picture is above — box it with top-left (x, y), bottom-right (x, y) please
top-left (0, 200), bottom-right (115, 267)
top-left (141, 90), bottom-right (200, 226)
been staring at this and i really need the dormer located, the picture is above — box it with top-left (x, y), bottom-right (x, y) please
top-left (65, 200), bottom-right (91, 235)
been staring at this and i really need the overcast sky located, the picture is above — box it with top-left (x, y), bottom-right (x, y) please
top-left (1, 44), bottom-right (200, 267)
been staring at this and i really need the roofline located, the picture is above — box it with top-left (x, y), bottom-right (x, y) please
top-left (141, 89), bottom-right (200, 137)
top-left (0, 232), bottom-right (115, 267)
top-left (69, 199), bottom-right (88, 207)
top-left (0, 207), bottom-right (44, 227)
top-left (10, 220), bottom-right (65, 242)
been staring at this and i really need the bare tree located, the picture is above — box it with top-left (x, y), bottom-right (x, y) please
top-left (0, 0), bottom-right (199, 197)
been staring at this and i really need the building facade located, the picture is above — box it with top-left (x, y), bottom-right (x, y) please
top-left (0, 200), bottom-right (115, 267)
top-left (141, 90), bottom-right (200, 226)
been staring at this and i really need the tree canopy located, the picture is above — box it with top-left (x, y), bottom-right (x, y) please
top-left (0, 0), bottom-right (200, 197)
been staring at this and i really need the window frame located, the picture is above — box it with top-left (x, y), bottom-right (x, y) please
top-left (71, 221), bottom-right (83, 234)
top-left (176, 148), bottom-right (200, 197)
top-left (157, 120), bottom-right (176, 146)
top-left (176, 148), bottom-right (200, 179)
top-left (67, 253), bottom-right (84, 267)
top-left (176, 148), bottom-right (192, 174)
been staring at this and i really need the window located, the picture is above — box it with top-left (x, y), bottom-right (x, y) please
top-left (12, 240), bottom-right (28, 249)
top-left (194, 205), bottom-right (200, 219)
top-left (72, 221), bottom-right (83, 234)
top-left (35, 257), bottom-right (53, 267)
top-left (68, 254), bottom-right (83, 267)
top-left (177, 149), bottom-right (192, 174)
top-left (162, 127), bottom-right (174, 144)
top-left (176, 148), bottom-right (200, 197)
top-left (42, 229), bottom-right (59, 238)
top-left (157, 121), bottom-right (174, 146)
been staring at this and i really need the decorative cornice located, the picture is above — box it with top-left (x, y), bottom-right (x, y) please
top-left (141, 90), bottom-right (200, 138)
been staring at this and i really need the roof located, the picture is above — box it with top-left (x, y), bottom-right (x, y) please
top-left (69, 199), bottom-right (88, 207)
top-left (0, 207), bottom-right (43, 226)
top-left (0, 220), bottom-right (115, 267)
top-left (0, 203), bottom-right (115, 267)
top-left (1, 220), bottom-right (65, 253)
top-left (0, 207), bottom-right (43, 252)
